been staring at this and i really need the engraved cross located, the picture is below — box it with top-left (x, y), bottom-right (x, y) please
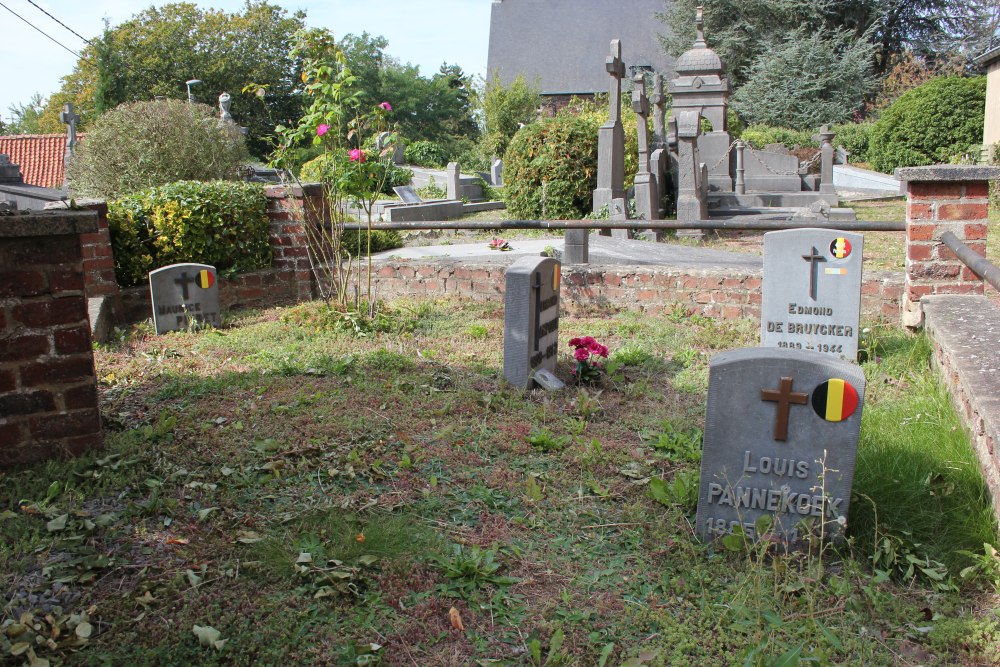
top-left (761, 376), bottom-right (808, 441)
top-left (801, 246), bottom-right (825, 301)
top-left (174, 272), bottom-right (196, 301)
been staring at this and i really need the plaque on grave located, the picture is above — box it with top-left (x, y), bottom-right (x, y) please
top-left (761, 229), bottom-right (863, 362)
top-left (695, 348), bottom-right (865, 545)
top-left (503, 256), bottom-right (561, 389)
top-left (149, 263), bottom-right (221, 334)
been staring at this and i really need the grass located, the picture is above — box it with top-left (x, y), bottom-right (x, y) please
top-left (1, 300), bottom-right (998, 665)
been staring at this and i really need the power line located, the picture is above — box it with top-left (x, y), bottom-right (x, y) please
top-left (0, 0), bottom-right (83, 60)
top-left (22, 0), bottom-right (95, 47)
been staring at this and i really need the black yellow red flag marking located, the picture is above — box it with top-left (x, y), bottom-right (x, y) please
top-left (811, 379), bottom-right (859, 422)
top-left (197, 269), bottom-right (215, 289)
top-left (830, 237), bottom-right (852, 259)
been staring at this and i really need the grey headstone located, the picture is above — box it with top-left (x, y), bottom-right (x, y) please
top-left (610, 197), bottom-right (630, 240)
top-left (503, 256), bottom-right (561, 389)
top-left (490, 158), bottom-right (503, 187)
top-left (696, 348), bottom-right (866, 545)
top-left (761, 229), bottom-right (863, 362)
top-left (149, 263), bottom-right (221, 334)
top-left (446, 162), bottom-right (461, 200)
top-left (593, 40), bottom-right (626, 214)
top-left (393, 186), bottom-right (422, 205)
top-left (563, 229), bottom-right (589, 264)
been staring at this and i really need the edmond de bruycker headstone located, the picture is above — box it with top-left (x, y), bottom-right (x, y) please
top-left (696, 348), bottom-right (865, 544)
top-left (762, 229), bottom-right (864, 362)
top-left (503, 256), bottom-right (561, 389)
top-left (149, 263), bottom-right (220, 334)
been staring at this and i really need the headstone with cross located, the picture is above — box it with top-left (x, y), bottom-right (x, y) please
top-left (592, 39), bottom-right (626, 217)
top-left (650, 73), bottom-right (667, 150)
top-left (761, 229), bottom-right (864, 362)
top-left (59, 102), bottom-right (80, 181)
top-left (149, 263), bottom-right (221, 334)
top-left (695, 347), bottom-right (866, 545)
top-left (503, 256), bottom-right (562, 389)
top-left (632, 73), bottom-right (660, 224)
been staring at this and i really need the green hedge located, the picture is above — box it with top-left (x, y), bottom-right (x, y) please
top-left (403, 140), bottom-right (449, 167)
top-left (108, 181), bottom-right (271, 287)
top-left (299, 152), bottom-right (412, 195)
top-left (740, 125), bottom-right (818, 150)
top-left (867, 76), bottom-right (986, 173)
top-left (830, 122), bottom-right (875, 162)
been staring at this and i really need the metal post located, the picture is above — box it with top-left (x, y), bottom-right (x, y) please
top-left (735, 140), bottom-right (746, 195)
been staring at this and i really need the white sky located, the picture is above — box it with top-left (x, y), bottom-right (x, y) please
top-left (0, 0), bottom-right (493, 119)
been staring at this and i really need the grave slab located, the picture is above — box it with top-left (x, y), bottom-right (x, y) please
top-left (149, 263), bottom-right (221, 334)
top-left (762, 229), bottom-right (864, 362)
top-left (696, 348), bottom-right (866, 545)
top-left (503, 256), bottom-right (561, 389)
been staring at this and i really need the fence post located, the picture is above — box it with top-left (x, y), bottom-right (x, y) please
top-left (898, 165), bottom-right (999, 328)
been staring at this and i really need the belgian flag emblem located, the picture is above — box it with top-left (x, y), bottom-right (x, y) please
top-left (197, 269), bottom-right (215, 289)
top-left (812, 379), bottom-right (859, 422)
top-left (830, 237), bottom-right (852, 259)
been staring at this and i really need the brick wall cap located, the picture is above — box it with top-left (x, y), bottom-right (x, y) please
top-left (896, 165), bottom-right (1000, 183)
top-left (0, 209), bottom-right (98, 237)
top-left (44, 198), bottom-right (106, 210)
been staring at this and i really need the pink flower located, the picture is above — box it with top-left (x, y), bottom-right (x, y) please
top-left (349, 148), bottom-right (366, 162)
top-left (379, 101), bottom-right (392, 111)
top-left (581, 336), bottom-right (597, 347)
top-left (317, 124), bottom-right (330, 136)
top-left (568, 337), bottom-right (582, 347)
top-left (594, 344), bottom-right (609, 357)
top-left (574, 347), bottom-right (591, 362)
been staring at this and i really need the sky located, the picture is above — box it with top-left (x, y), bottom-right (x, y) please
top-left (0, 0), bottom-right (493, 119)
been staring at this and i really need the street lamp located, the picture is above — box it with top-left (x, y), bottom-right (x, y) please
top-left (185, 79), bottom-right (202, 104)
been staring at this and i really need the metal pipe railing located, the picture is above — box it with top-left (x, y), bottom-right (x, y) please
top-left (940, 231), bottom-right (1000, 292)
top-left (340, 219), bottom-right (905, 232)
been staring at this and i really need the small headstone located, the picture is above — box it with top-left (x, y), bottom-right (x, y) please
top-left (393, 141), bottom-right (405, 165)
top-left (149, 263), bottom-right (221, 334)
top-left (610, 197), bottom-right (629, 240)
top-left (504, 256), bottom-right (561, 389)
top-left (696, 348), bottom-right (865, 545)
top-left (446, 162), bottom-right (461, 200)
top-left (761, 229), bottom-right (864, 362)
top-left (393, 186), bottom-right (422, 204)
top-left (490, 157), bottom-right (503, 187)
top-left (532, 368), bottom-right (566, 391)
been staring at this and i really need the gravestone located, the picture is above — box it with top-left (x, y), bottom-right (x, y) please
top-left (59, 103), bottom-right (80, 184)
top-left (490, 158), bottom-right (503, 187)
top-left (592, 39), bottom-right (626, 215)
top-left (393, 186), bottom-right (422, 204)
top-left (631, 73), bottom-right (659, 223)
top-left (675, 110), bottom-right (707, 238)
top-left (149, 263), bottom-right (221, 334)
top-left (761, 229), bottom-right (864, 362)
top-left (696, 348), bottom-right (866, 545)
top-left (446, 162), bottom-right (461, 200)
top-left (503, 256), bottom-right (561, 389)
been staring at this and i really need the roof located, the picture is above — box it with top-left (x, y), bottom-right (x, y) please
top-left (976, 45), bottom-right (1000, 68)
top-left (0, 134), bottom-right (76, 189)
top-left (487, 0), bottom-right (675, 95)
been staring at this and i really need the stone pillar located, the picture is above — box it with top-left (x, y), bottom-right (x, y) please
top-left (593, 40), bottom-right (627, 215)
top-left (900, 165), bottom-right (1000, 328)
top-left (632, 73), bottom-right (659, 223)
top-left (650, 148), bottom-right (669, 220)
top-left (819, 125), bottom-right (836, 195)
top-left (650, 74), bottom-right (667, 150)
top-left (0, 210), bottom-right (103, 467)
top-left (446, 162), bottom-right (461, 201)
top-left (734, 141), bottom-right (746, 195)
top-left (675, 111), bottom-right (707, 240)
top-left (563, 229), bottom-right (589, 264)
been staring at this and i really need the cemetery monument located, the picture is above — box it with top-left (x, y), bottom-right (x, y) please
top-left (503, 256), bottom-right (561, 389)
top-left (149, 263), bottom-right (221, 334)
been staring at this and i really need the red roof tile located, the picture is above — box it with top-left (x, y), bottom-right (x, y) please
top-left (0, 134), bottom-right (83, 189)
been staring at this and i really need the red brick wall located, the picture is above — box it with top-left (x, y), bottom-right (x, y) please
top-left (1, 212), bottom-right (102, 467)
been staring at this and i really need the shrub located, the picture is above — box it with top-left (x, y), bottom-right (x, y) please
top-left (299, 152), bottom-right (412, 195)
top-left (404, 140), bottom-right (448, 167)
top-left (480, 73), bottom-right (541, 159)
top-left (340, 229), bottom-right (404, 256)
top-left (866, 76), bottom-right (986, 173)
top-left (830, 122), bottom-right (875, 162)
top-left (504, 101), bottom-right (637, 220)
top-left (107, 181), bottom-right (270, 287)
top-left (68, 99), bottom-right (249, 198)
top-left (740, 126), bottom-right (817, 150)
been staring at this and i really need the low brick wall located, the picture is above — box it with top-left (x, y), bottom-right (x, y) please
top-left (1, 210), bottom-right (102, 467)
top-left (373, 260), bottom-right (903, 321)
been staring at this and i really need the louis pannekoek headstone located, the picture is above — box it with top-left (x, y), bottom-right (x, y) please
top-left (696, 348), bottom-right (865, 545)
top-left (504, 256), bottom-right (561, 389)
top-left (149, 263), bottom-right (221, 334)
top-left (761, 229), bottom-right (864, 362)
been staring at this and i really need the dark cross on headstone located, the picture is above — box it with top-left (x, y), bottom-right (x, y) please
top-left (174, 272), bottom-right (196, 301)
top-left (605, 39), bottom-right (625, 123)
top-left (801, 246), bottom-right (826, 301)
top-left (651, 73), bottom-right (666, 149)
top-left (761, 376), bottom-right (809, 441)
top-left (532, 271), bottom-right (542, 352)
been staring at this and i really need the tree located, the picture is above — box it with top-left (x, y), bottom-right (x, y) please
top-left (4, 93), bottom-right (48, 135)
top-left (731, 28), bottom-right (877, 128)
top-left (480, 73), bottom-right (541, 160)
top-left (44, 2), bottom-right (305, 156)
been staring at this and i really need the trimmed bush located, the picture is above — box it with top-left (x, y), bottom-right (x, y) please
top-left (107, 181), bottom-right (271, 287)
top-left (340, 228), bottom-right (404, 256)
top-left (740, 125), bottom-right (818, 150)
top-left (867, 76), bottom-right (986, 173)
top-left (68, 99), bottom-right (249, 198)
top-left (403, 140), bottom-right (449, 167)
top-left (830, 122), bottom-right (875, 162)
top-left (504, 102), bottom-right (637, 220)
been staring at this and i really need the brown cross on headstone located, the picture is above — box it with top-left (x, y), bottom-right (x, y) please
top-left (761, 376), bottom-right (808, 441)
top-left (801, 246), bottom-right (826, 301)
top-left (605, 40), bottom-right (625, 123)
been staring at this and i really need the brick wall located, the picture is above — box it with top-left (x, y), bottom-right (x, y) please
top-left (373, 261), bottom-right (903, 321)
top-left (900, 165), bottom-right (999, 327)
top-left (1, 211), bottom-right (102, 467)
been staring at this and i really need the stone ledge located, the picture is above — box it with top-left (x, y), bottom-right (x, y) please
top-left (922, 294), bottom-right (1000, 527)
top-left (0, 210), bottom-right (98, 237)
top-left (896, 165), bottom-right (1000, 183)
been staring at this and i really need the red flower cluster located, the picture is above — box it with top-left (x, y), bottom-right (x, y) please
top-left (569, 336), bottom-right (609, 362)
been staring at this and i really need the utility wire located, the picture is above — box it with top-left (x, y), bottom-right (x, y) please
top-left (0, 1), bottom-right (84, 60)
top-left (23, 0), bottom-right (95, 47)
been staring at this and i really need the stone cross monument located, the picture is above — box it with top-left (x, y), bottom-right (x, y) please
top-left (59, 103), bottom-right (80, 183)
top-left (632, 74), bottom-right (659, 222)
top-left (592, 39), bottom-right (626, 215)
top-left (675, 110), bottom-right (708, 230)
top-left (651, 73), bottom-right (667, 150)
